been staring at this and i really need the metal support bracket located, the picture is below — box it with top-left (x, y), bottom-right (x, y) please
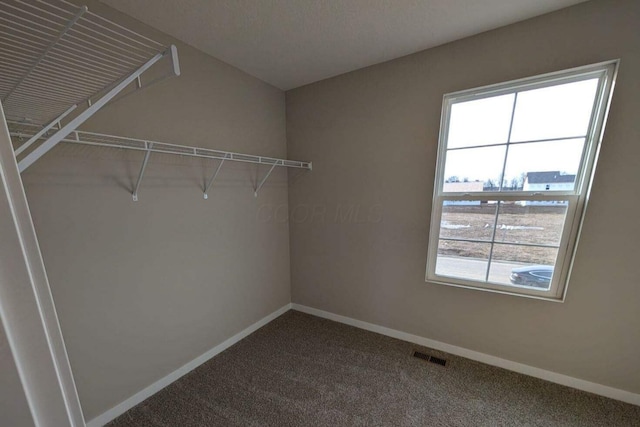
top-left (254, 160), bottom-right (281, 197)
top-left (14, 105), bottom-right (77, 157)
top-left (203, 154), bottom-right (228, 199)
top-left (132, 143), bottom-right (153, 202)
top-left (17, 51), bottom-right (167, 173)
top-left (101, 45), bottom-right (181, 110)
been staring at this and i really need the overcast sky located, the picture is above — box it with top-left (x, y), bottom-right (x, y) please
top-left (443, 78), bottom-right (599, 185)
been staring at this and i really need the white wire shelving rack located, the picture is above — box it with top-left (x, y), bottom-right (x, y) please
top-left (9, 121), bottom-right (313, 200)
top-left (2, 0), bottom-right (311, 200)
top-left (0, 0), bottom-right (179, 172)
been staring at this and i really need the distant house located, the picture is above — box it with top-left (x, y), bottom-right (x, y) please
top-left (443, 181), bottom-right (484, 205)
top-left (519, 171), bottom-right (575, 206)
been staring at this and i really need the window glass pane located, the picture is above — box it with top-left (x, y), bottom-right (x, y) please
top-left (503, 139), bottom-right (584, 191)
top-left (510, 78), bottom-right (599, 142)
top-left (447, 94), bottom-right (514, 149)
top-left (443, 145), bottom-right (506, 190)
top-left (439, 202), bottom-right (497, 241)
top-left (488, 244), bottom-right (557, 289)
top-left (494, 202), bottom-right (568, 246)
top-left (435, 240), bottom-right (490, 282)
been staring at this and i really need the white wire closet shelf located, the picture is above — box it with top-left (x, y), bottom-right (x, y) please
top-left (1, 0), bottom-right (180, 172)
top-left (9, 121), bottom-right (313, 200)
top-left (3, 0), bottom-right (312, 199)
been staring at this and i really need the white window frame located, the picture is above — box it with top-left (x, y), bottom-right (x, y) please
top-left (426, 60), bottom-right (619, 301)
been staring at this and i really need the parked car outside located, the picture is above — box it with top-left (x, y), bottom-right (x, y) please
top-left (509, 265), bottom-right (553, 289)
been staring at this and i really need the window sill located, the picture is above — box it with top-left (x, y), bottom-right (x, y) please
top-left (425, 277), bottom-right (566, 302)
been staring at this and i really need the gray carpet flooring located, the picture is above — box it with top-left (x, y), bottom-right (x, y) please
top-left (108, 310), bottom-right (640, 426)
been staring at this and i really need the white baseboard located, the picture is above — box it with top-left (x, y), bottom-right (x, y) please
top-left (291, 303), bottom-right (640, 407)
top-left (87, 303), bottom-right (292, 427)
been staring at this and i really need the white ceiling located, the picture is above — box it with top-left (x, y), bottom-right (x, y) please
top-left (101, 0), bottom-right (588, 90)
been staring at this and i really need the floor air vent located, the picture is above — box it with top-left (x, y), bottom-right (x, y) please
top-left (413, 351), bottom-right (447, 367)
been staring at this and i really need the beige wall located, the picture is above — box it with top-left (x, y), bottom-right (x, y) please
top-left (287, 0), bottom-right (640, 394)
top-left (19, 1), bottom-right (290, 421)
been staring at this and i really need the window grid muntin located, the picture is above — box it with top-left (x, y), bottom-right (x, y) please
top-left (497, 93), bottom-right (518, 191)
top-left (439, 238), bottom-right (560, 250)
top-left (445, 135), bottom-right (587, 152)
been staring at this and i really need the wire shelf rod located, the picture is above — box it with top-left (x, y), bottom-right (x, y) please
top-left (9, 78), bottom-right (96, 101)
top-left (0, 54), bottom-right (38, 69)
top-left (29, 62), bottom-right (116, 86)
top-left (0, 30), bottom-right (49, 52)
top-left (0, 24), bottom-right (150, 70)
top-left (30, 0), bottom-right (162, 53)
top-left (0, 23), bottom-right (54, 45)
top-left (7, 111), bottom-right (65, 123)
top-left (63, 30), bottom-right (153, 61)
top-left (0, 46), bottom-right (45, 64)
top-left (3, 85), bottom-right (87, 107)
top-left (6, 110), bottom-right (66, 123)
top-left (1, 4), bottom-right (86, 103)
top-left (69, 23), bottom-right (159, 55)
top-left (0, 46), bottom-right (41, 62)
top-left (1, 80), bottom-right (87, 103)
top-left (0, 66), bottom-right (30, 79)
top-left (8, 54), bottom-right (126, 88)
top-left (40, 57), bottom-right (123, 81)
top-left (49, 44), bottom-right (133, 74)
top-left (4, 96), bottom-right (72, 110)
top-left (55, 36), bottom-right (145, 68)
top-left (40, 0), bottom-right (162, 49)
top-left (0, 4), bottom-right (165, 65)
top-left (16, 0), bottom-right (75, 18)
top-left (0, 16), bottom-right (60, 41)
top-left (0, 8), bottom-right (65, 33)
top-left (2, 2), bottom-right (160, 55)
top-left (28, 64), bottom-right (113, 89)
top-left (4, 97), bottom-right (71, 110)
top-left (28, 63), bottom-right (113, 87)
top-left (2, 2), bottom-right (68, 28)
top-left (80, 12), bottom-right (163, 48)
top-left (73, 21), bottom-right (161, 51)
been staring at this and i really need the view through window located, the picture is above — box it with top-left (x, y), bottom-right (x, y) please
top-left (426, 62), bottom-right (617, 299)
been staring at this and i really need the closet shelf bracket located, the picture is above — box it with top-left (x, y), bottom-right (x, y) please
top-left (132, 142), bottom-right (153, 202)
top-left (203, 153), bottom-right (228, 199)
top-left (254, 160), bottom-right (282, 197)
